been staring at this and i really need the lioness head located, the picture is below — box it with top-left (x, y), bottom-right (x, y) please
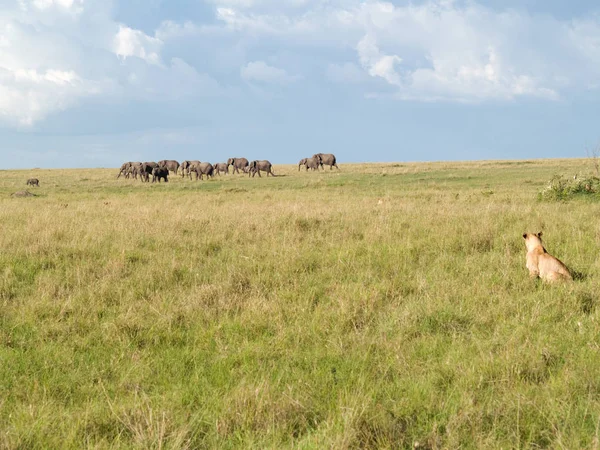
top-left (523, 232), bottom-right (543, 251)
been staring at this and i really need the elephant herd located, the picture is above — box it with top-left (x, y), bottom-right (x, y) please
top-left (117, 161), bottom-right (171, 182)
top-left (298, 153), bottom-right (339, 171)
top-left (117, 154), bottom-right (338, 182)
top-left (19, 154), bottom-right (339, 192)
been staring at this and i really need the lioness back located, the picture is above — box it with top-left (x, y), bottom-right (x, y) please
top-left (538, 253), bottom-right (572, 282)
top-left (523, 232), bottom-right (572, 283)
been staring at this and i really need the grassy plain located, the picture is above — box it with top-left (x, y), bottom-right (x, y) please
top-left (1, 159), bottom-right (600, 449)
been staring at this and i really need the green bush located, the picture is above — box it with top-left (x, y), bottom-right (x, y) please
top-left (538, 174), bottom-right (600, 201)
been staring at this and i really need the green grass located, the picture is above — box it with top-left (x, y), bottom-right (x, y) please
top-left (2, 159), bottom-right (600, 448)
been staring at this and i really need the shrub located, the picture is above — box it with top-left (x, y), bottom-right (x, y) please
top-left (538, 174), bottom-right (600, 201)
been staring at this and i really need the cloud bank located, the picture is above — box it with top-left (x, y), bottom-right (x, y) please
top-left (1, 0), bottom-right (600, 127)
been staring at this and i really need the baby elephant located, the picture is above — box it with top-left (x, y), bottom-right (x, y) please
top-left (26, 178), bottom-right (39, 187)
top-left (214, 162), bottom-right (229, 175)
top-left (298, 157), bottom-right (320, 171)
top-left (152, 167), bottom-right (169, 183)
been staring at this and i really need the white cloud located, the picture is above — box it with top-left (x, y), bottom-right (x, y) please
top-left (350, 2), bottom-right (562, 102)
top-left (357, 34), bottom-right (403, 87)
top-left (0, 5), bottom-right (106, 126)
top-left (156, 20), bottom-right (202, 40)
top-left (209, 0), bottom-right (600, 102)
top-left (0, 67), bottom-right (99, 126)
top-left (3, 0), bottom-right (600, 129)
top-left (241, 60), bottom-right (300, 84)
top-left (113, 25), bottom-right (162, 64)
top-left (30, 0), bottom-right (84, 11)
top-left (0, 1), bottom-right (224, 127)
top-left (212, 4), bottom-right (359, 41)
top-left (216, 7), bottom-right (281, 33)
top-left (207, 0), bottom-right (326, 11)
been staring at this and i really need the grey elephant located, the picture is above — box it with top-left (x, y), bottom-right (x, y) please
top-left (26, 178), bottom-right (40, 187)
top-left (129, 162), bottom-right (143, 180)
top-left (185, 161), bottom-right (202, 179)
top-left (158, 160), bottom-right (180, 175)
top-left (249, 160), bottom-right (276, 177)
top-left (140, 162), bottom-right (158, 182)
top-left (227, 157), bottom-right (249, 174)
top-left (152, 166), bottom-right (169, 183)
top-left (125, 162), bottom-right (142, 179)
top-left (117, 162), bottom-right (132, 179)
top-left (214, 162), bottom-right (229, 175)
top-left (298, 157), bottom-right (320, 171)
top-left (180, 160), bottom-right (192, 177)
top-left (312, 153), bottom-right (339, 170)
top-left (190, 162), bottom-right (214, 180)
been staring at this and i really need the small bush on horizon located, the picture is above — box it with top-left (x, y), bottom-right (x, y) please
top-left (538, 174), bottom-right (600, 201)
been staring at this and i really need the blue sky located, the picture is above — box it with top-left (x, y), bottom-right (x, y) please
top-left (1, 0), bottom-right (599, 168)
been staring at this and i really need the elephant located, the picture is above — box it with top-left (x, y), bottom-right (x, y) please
top-left (190, 162), bottom-right (214, 180)
top-left (140, 162), bottom-right (158, 182)
top-left (248, 160), bottom-right (276, 177)
top-left (152, 166), bottom-right (169, 183)
top-left (158, 160), bottom-right (180, 175)
top-left (214, 163), bottom-right (229, 175)
top-left (129, 162), bottom-right (143, 180)
top-left (227, 157), bottom-right (249, 174)
top-left (186, 161), bottom-right (202, 179)
top-left (26, 178), bottom-right (39, 187)
top-left (117, 162), bottom-right (132, 179)
top-left (298, 157), bottom-right (320, 171)
top-left (312, 153), bottom-right (339, 170)
top-left (180, 160), bottom-right (192, 177)
top-left (124, 162), bottom-right (142, 179)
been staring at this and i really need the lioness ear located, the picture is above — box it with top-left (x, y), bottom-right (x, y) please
top-left (537, 231), bottom-right (543, 238)
top-left (522, 233), bottom-right (527, 239)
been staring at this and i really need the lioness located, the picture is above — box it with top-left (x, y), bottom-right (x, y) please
top-left (522, 232), bottom-right (572, 282)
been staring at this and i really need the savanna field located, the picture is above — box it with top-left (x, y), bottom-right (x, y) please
top-left (2, 159), bottom-right (600, 449)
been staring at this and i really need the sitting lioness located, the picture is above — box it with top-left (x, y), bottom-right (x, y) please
top-left (522, 232), bottom-right (572, 282)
